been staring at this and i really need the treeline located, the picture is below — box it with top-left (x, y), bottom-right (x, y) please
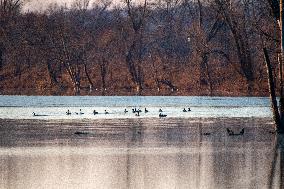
top-left (0, 0), bottom-right (279, 96)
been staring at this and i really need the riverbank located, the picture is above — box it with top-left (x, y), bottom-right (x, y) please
top-left (0, 64), bottom-right (269, 96)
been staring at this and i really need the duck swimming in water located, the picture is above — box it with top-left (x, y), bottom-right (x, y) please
top-left (32, 112), bottom-right (48, 116)
top-left (79, 109), bottom-right (84, 115)
top-left (183, 108), bottom-right (187, 112)
top-left (145, 108), bottom-right (149, 113)
top-left (240, 128), bottom-right (244, 135)
top-left (93, 110), bottom-right (98, 115)
top-left (66, 110), bottom-right (71, 115)
top-left (202, 132), bottom-right (211, 136)
top-left (227, 128), bottom-right (244, 136)
top-left (159, 113), bottom-right (167, 118)
top-left (227, 128), bottom-right (233, 135)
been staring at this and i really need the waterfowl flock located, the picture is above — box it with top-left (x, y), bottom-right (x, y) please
top-left (31, 108), bottom-right (248, 137)
top-left (32, 107), bottom-right (193, 118)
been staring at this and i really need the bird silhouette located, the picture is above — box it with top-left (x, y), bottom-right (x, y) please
top-left (159, 113), bottom-right (167, 118)
top-left (227, 128), bottom-right (244, 136)
top-left (66, 110), bottom-right (71, 115)
top-left (135, 111), bottom-right (140, 116)
top-left (93, 110), bottom-right (98, 115)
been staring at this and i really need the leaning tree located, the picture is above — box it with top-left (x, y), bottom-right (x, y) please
top-left (265, 0), bottom-right (284, 132)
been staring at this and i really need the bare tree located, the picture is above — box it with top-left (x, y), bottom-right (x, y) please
top-left (0, 0), bottom-right (278, 98)
top-left (215, 0), bottom-right (254, 94)
top-left (45, 11), bottom-right (83, 95)
top-left (124, 0), bottom-right (148, 93)
top-left (188, 0), bottom-right (230, 95)
top-left (265, 0), bottom-right (284, 132)
top-left (0, 0), bottom-right (22, 69)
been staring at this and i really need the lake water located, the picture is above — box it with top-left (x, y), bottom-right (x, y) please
top-left (0, 96), bottom-right (282, 189)
top-left (0, 96), bottom-right (272, 119)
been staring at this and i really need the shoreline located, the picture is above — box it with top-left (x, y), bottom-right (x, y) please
top-left (0, 93), bottom-right (271, 97)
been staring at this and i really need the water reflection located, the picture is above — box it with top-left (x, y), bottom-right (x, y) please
top-left (269, 134), bottom-right (284, 189)
top-left (0, 118), bottom-right (281, 189)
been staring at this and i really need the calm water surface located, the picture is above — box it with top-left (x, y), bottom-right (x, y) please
top-left (0, 96), bottom-right (282, 189)
top-left (0, 96), bottom-right (272, 119)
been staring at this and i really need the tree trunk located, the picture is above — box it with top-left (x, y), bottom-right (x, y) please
top-left (216, 0), bottom-right (254, 94)
top-left (280, 142), bottom-right (284, 189)
top-left (0, 46), bottom-right (3, 70)
top-left (151, 59), bottom-right (160, 92)
top-left (74, 66), bottom-right (81, 95)
top-left (137, 64), bottom-right (143, 92)
top-left (125, 1), bottom-right (146, 94)
top-left (231, 28), bottom-right (254, 95)
top-left (280, 0), bottom-right (284, 125)
top-left (84, 62), bottom-right (93, 91)
top-left (47, 60), bottom-right (59, 85)
top-left (73, 78), bottom-right (80, 95)
top-left (199, 53), bottom-right (213, 96)
top-left (246, 79), bottom-right (254, 96)
top-left (99, 61), bottom-right (107, 91)
top-left (197, 0), bottom-right (203, 28)
top-left (126, 41), bottom-right (143, 93)
top-left (264, 48), bottom-right (281, 131)
top-left (202, 53), bottom-right (213, 96)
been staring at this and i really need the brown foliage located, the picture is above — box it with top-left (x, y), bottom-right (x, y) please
top-left (0, 0), bottom-right (278, 96)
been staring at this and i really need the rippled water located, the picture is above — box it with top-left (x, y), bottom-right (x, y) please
top-left (0, 96), bottom-right (281, 189)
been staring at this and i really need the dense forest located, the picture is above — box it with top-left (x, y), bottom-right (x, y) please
top-left (0, 0), bottom-right (279, 96)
